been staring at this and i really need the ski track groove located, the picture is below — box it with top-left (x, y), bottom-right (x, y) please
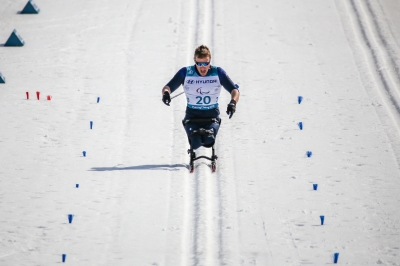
top-left (202, 1), bottom-right (222, 264)
top-left (212, 0), bottom-right (226, 263)
top-left (178, 0), bottom-right (224, 265)
top-left (345, 0), bottom-right (400, 123)
top-left (364, 0), bottom-right (400, 82)
top-left (179, 0), bottom-right (196, 265)
top-left (180, 0), bottom-right (200, 265)
top-left (160, 1), bottom-right (192, 265)
top-left (356, 0), bottom-right (400, 104)
top-left (337, 0), bottom-right (400, 167)
top-left (193, 1), bottom-right (223, 265)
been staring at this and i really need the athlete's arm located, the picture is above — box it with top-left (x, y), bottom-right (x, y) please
top-left (162, 67), bottom-right (187, 96)
top-left (230, 88), bottom-right (240, 103)
top-left (217, 67), bottom-right (240, 103)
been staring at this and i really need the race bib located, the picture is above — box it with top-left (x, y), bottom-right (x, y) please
top-left (183, 66), bottom-right (222, 110)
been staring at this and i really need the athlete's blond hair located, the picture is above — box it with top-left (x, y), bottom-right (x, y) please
top-left (194, 45), bottom-right (211, 60)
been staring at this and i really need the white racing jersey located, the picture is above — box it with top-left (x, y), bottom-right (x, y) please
top-left (183, 66), bottom-right (222, 110)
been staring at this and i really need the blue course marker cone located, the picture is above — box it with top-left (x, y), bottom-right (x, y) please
top-left (68, 214), bottom-right (74, 224)
top-left (313, 184), bottom-right (318, 190)
top-left (306, 151), bottom-right (312, 157)
top-left (298, 96), bottom-right (303, 104)
top-left (4, 29), bottom-right (25, 46)
top-left (298, 122), bottom-right (303, 130)
top-left (0, 72), bottom-right (5, 83)
top-left (20, 0), bottom-right (40, 14)
top-left (62, 254), bottom-right (66, 263)
top-left (333, 253), bottom-right (339, 263)
top-left (76, 184), bottom-right (79, 188)
top-left (320, 215), bottom-right (325, 225)
top-left (82, 151), bottom-right (86, 157)
top-left (97, 97), bottom-right (100, 103)
top-left (90, 121), bottom-right (93, 129)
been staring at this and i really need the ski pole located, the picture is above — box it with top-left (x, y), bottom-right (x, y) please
top-left (171, 91), bottom-right (184, 99)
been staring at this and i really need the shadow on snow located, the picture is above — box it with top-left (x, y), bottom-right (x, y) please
top-left (89, 164), bottom-right (187, 171)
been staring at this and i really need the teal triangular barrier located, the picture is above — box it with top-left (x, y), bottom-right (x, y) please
top-left (0, 72), bottom-right (5, 83)
top-left (20, 0), bottom-right (40, 14)
top-left (4, 30), bottom-right (25, 46)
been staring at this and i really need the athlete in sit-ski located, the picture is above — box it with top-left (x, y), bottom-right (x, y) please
top-left (161, 44), bottom-right (240, 151)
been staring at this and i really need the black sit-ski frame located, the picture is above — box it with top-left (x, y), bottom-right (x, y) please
top-left (183, 118), bottom-right (220, 173)
top-left (187, 146), bottom-right (218, 173)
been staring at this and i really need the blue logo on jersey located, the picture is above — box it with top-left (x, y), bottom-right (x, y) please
top-left (196, 88), bottom-right (210, 95)
top-left (187, 80), bottom-right (194, 84)
top-left (196, 79), bottom-right (217, 84)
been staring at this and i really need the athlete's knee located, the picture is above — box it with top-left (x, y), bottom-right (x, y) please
top-left (203, 135), bottom-right (215, 148)
top-left (187, 135), bottom-right (202, 149)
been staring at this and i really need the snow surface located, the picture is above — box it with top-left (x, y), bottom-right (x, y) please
top-left (1, 0), bottom-right (400, 265)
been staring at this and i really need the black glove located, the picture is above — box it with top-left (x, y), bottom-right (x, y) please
top-left (226, 99), bottom-right (236, 119)
top-left (162, 91), bottom-right (171, 106)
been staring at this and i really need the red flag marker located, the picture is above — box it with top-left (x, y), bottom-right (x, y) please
top-left (47, 95), bottom-right (51, 100)
top-left (36, 91), bottom-right (40, 100)
top-left (26, 92), bottom-right (29, 100)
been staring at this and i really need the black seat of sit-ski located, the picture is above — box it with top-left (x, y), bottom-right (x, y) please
top-left (190, 128), bottom-right (214, 136)
top-left (182, 118), bottom-right (221, 126)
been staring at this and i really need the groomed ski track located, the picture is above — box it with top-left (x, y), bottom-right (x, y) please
top-left (1, 0), bottom-right (400, 265)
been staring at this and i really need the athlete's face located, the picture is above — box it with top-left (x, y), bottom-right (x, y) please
top-left (194, 56), bottom-right (211, 77)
